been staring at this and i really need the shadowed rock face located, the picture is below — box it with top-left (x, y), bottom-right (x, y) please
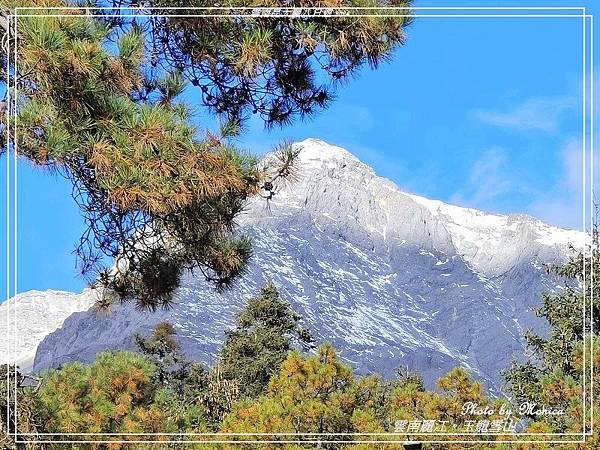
top-left (30, 139), bottom-right (586, 392)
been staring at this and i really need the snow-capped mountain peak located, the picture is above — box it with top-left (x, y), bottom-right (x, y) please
top-left (294, 138), bottom-right (362, 168)
top-left (1, 139), bottom-right (588, 392)
top-left (258, 139), bottom-right (586, 277)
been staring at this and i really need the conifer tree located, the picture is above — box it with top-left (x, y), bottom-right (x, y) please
top-left (0, 0), bottom-right (295, 310)
top-left (134, 322), bottom-right (241, 432)
top-left (218, 282), bottom-right (313, 399)
top-left (221, 343), bottom-right (385, 441)
top-left (0, 366), bottom-right (40, 449)
top-left (504, 234), bottom-right (600, 447)
top-left (0, 0), bottom-right (412, 309)
top-left (134, 321), bottom-right (189, 388)
top-left (142, 0), bottom-right (413, 127)
top-left (388, 366), bottom-right (506, 448)
top-left (36, 352), bottom-right (178, 438)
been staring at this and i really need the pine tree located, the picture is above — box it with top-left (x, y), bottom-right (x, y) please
top-left (36, 351), bottom-right (179, 441)
top-left (0, 0), bottom-right (413, 309)
top-left (135, 322), bottom-right (241, 432)
top-left (221, 343), bottom-right (383, 440)
top-left (143, 0), bottom-right (413, 127)
top-left (504, 235), bottom-right (600, 447)
top-left (0, 365), bottom-right (40, 449)
top-left (388, 366), bottom-right (506, 448)
top-left (134, 322), bottom-right (189, 389)
top-left (218, 282), bottom-right (313, 399)
top-left (1, 0), bottom-right (296, 311)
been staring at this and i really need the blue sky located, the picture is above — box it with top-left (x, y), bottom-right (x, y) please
top-left (1, 0), bottom-right (597, 299)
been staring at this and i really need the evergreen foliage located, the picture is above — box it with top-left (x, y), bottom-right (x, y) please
top-left (145, 0), bottom-right (413, 127)
top-left (0, 366), bottom-right (40, 449)
top-left (388, 366), bottom-right (509, 448)
top-left (135, 322), bottom-right (182, 374)
top-left (221, 343), bottom-right (384, 441)
top-left (0, 0), bottom-right (412, 309)
top-left (36, 352), bottom-right (172, 435)
top-left (135, 322), bottom-right (240, 432)
top-left (504, 235), bottom-right (600, 447)
top-left (218, 282), bottom-right (313, 399)
top-left (5, 2), bottom-right (598, 448)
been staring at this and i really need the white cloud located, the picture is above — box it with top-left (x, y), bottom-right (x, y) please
top-left (449, 140), bottom-right (597, 230)
top-left (529, 139), bottom-right (599, 230)
top-left (449, 147), bottom-right (514, 209)
top-left (343, 105), bottom-right (374, 131)
top-left (473, 96), bottom-right (577, 132)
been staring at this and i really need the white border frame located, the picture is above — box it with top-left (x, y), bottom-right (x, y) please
top-left (4, 5), bottom-right (595, 445)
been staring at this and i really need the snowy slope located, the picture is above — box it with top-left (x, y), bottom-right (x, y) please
top-left (0, 290), bottom-right (95, 371)
top-left (5, 139), bottom-right (587, 390)
top-left (404, 193), bottom-right (585, 277)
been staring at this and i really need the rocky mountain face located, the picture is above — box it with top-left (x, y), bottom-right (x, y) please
top-left (15, 139), bottom-right (587, 392)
